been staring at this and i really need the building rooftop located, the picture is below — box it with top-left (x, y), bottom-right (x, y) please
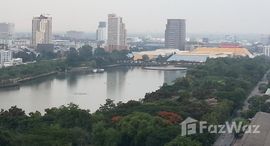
top-left (234, 112), bottom-right (270, 146)
top-left (132, 49), bottom-right (187, 61)
top-left (191, 47), bottom-right (253, 57)
top-left (167, 54), bottom-right (208, 63)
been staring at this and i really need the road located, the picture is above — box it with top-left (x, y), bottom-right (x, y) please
top-left (213, 70), bottom-right (270, 146)
top-left (213, 133), bottom-right (235, 146)
top-left (242, 70), bottom-right (270, 111)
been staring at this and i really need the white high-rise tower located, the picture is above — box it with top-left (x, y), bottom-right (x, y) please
top-left (32, 14), bottom-right (52, 47)
top-left (107, 14), bottom-right (127, 51)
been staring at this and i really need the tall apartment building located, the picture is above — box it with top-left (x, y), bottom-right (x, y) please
top-left (165, 19), bottom-right (186, 50)
top-left (96, 22), bottom-right (107, 43)
top-left (32, 15), bottom-right (52, 47)
top-left (107, 14), bottom-right (127, 51)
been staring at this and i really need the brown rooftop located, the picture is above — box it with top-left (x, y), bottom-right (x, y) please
top-left (234, 112), bottom-right (270, 146)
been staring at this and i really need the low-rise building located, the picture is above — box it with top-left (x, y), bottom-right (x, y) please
top-left (167, 54), bottom-right (208, 63)
top-left (132, 47), bottom-right (253, 62)
top-left (0, 50), bottom-right (23, 68)
top-left (0, 50), bottom-right (12, 66)
top-left (12, 58), bottom-right (23, 65)
top-left (132, 49), bottom-right (187, 61)
top-left (264, 46), bottom-right (270, 57)
top-left (191, 47), bottom-right (253, 58)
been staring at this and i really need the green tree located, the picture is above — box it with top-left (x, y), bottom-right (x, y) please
top-left (66, 47), bottom-right (79, 66)
top-left (78, 45), bottom-right (93, 61)
top-left (94, 48), bottom-right (107, 57)
top-left (165, 136), bottom-right (202, 146)
top-left (142, 54), bottom-right (149, 61)
top-left (117, 112), bottom-right (168, 146)
top-left (92, 121), bottom-right (119, 146)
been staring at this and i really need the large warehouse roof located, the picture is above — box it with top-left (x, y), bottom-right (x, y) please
top-left (167, 54), bottom-right (208, 62)
top-left (191, 47), bottom-right (253, 57)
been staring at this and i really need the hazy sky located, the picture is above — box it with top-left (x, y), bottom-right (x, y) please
top-left (1, 0), bottom-right (269, 34)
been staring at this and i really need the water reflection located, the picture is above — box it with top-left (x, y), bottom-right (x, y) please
top-left (164, 70), bottom-right (187, 85)
top-left (106, 68), bottom-right (128, 100)
top-left (0, 67), bottom-right (186, 113)
top-left (67, 74), bottom-right (79, 88)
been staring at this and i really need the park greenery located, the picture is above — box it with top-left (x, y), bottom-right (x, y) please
top-left (242, 95), bottom-right (270, 118)
top-left (1, 56), bottom-right (270, 145)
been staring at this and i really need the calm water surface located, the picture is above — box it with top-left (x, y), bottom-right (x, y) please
top-left (0, 67), bottom-right (186, 113)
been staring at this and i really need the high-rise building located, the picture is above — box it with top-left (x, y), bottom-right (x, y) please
top-left (32, 15), bottom-right (52, 47)
top-left (107, 14), bottom-right (127, 51)
top-left (165, 19), bottom-right (186, 50)
top-left (96, 22), bottom-right (107, 43)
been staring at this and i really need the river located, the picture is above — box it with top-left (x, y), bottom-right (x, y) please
top-left (0, 67), bottom-right (186, 113)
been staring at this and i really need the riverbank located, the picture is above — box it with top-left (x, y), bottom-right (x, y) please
top-left (0, 66), bottom-right (97, 88)
top-left (18, 72), bottom-right (58, 83)
top-left (0, 59), bottom-right (99, 88)
top-left (0, 72), bottom-right (58, 89)
top-left (143, 66), bottom-right (187, 71)
top-left (0, 60), bottom-right (191, 88)
top-left (0, 66), bottom-right (185, 113)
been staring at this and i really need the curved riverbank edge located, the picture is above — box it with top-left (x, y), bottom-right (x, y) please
top-left (0, 66), bottom-right (95, 88)
top-left (143, 66), bottom-right (187, 71)
top-left (0, 64), bottom-right (187, 88)
top-left (0, 72), bottom-right (58, 89)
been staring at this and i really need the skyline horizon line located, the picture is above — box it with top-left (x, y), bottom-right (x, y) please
top-left (12, 31), bottom-right (270, 36)
top-left (2, 14), bottom-right (270, 35)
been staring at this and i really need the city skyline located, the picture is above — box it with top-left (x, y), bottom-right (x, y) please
top-left (1, 0), bottom-right (270, 34)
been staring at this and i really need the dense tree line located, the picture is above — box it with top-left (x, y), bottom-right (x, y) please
top-left (1, 56), bottom-right (270, 145)
top-left (66, 45), bottom-right (130, 67)
top-left (0, 46), bottom-right (130, 82)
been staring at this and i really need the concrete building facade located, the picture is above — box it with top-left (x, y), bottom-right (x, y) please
top-left (264, 46), bottom-right (270, 56)
top-left (96, 21), bottom-right (107, 43)
top-left (32, 15), bottom-right (52, 47)
top-left (165, 19), bottom-right (186, 50)
top-left (107, 14), bottom-right (127, 51)
top-left (0, 50), bottom-right (12, 67)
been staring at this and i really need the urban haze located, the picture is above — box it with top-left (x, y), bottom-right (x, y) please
top-left (0, 0), bottom-right (270, 146)
top-left (0, 0), bottom-right (269, 34)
